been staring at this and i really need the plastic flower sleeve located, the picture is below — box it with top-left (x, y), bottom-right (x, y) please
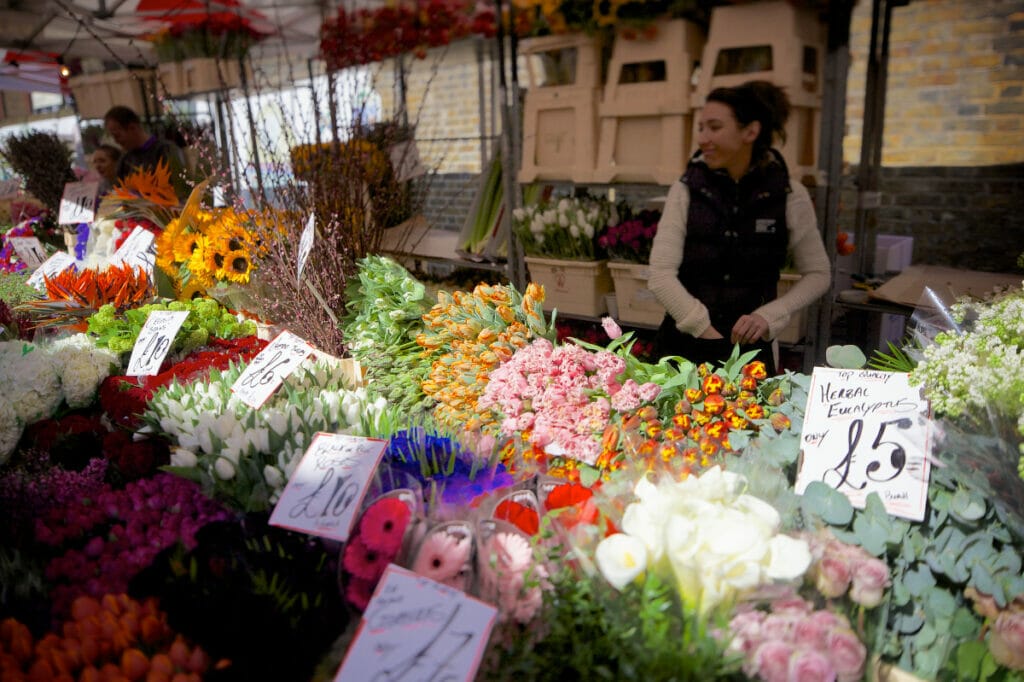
top-left (475, 518), bottom-right (550, 625)
top-left (408, 520), bottom-right (475, 593)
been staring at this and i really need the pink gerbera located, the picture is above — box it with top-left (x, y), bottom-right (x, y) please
top-left (411, 529), bottom-right (472, 589)
top-left (342, 535), bottom-right (389, 582)
top-left (345, 576), bottom-right (376, 611)
top-left (359, 497), bottom-right (412, 554)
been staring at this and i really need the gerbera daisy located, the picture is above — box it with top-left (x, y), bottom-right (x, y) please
top-left (345, 576), bottom-right (376, 611)
top-left (358, 497), bottom-right (412, 554)
top-left (410, 527), bottom-right (472, 588)
top-left (342, 535), bottom-right (389, 582)
top-left (494, 499), bottom-right (539, 536)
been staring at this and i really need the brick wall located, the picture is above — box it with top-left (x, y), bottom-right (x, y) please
top-left (844, 0), bottom-right (1024, 166)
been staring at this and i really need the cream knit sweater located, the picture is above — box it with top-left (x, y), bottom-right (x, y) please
top-left (647, 179), bottom-right (831, 340)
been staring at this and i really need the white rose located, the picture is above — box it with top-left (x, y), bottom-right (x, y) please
top-left (764, 534), bottom-right (812, 581)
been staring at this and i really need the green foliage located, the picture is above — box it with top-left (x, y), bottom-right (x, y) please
top-left (482, 568), bottom-right (743, 681)
top-left (86, 297), bottom-right (256, 356)
top-left (0, 272), bottom-right (40, 306)
top-left (869, 340), bottom-right (919, 373)
top-left (826, 343), bottom-right (868, 369)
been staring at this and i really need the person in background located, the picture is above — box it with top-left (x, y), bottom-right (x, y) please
top-left (103, 105), bottom-right (188, 200)
top-left (647, 80), bottom-right (830, 374)
top-left (90, 143), bottom-right (121, 197)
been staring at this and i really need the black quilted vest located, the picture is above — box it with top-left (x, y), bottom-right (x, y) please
top-left (677, 149), bottom-right (791, 333)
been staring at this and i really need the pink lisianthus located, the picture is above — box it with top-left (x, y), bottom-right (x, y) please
top-left (849, 556), bottom-right (890, 607)
top-left (989, 610), bottom-right (1024, 670)
top-left (827, 627), bottom-right (868, 682)
top-left (750, 640), bottom-right (795, 682)
top-left (788, 648), bottom-right (837, 682)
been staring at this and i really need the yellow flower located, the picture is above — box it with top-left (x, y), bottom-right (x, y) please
top-left (172, 231), bottom-right (203, 264)
top-left (217, 248), bottom-right (254, 284)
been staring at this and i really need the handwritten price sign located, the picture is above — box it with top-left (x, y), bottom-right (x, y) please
top-left (26, 252), bottom-right (76, 291)
top-left (112, 226), bottom-right (156, 276)
top-left (795, 368), bottom-right (932, 521)
top-left (58, 180), bottom-right (99, 225)
top-left (269, 433), bottom-right (387, 542)
top-left (231, 330), bottom-right (314, 408)
top-left (8, 236), bottom-right (47, 269)
top-left (126, 310), bottom-right (190, 376)
top-left (335, 565), bottom-right (497, 682)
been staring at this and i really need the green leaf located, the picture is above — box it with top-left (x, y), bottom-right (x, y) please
top-left (853, 514), bottom-right (889, 555)
top-left (950, 607), bottom-right (980, 639)
top-left (954, 640), bottom-right (987, 682)
top-left (903, 564), bottom-right (936, 596)
top-left (579, 465), bottom-right (601, 488)
top-left (914, 622), bottom-right (938, 649)
top-left (950, 488), bottom-right (987, 523)
top-left (801, 481), bottom-right (854, 526)
top-left (923, 587), bottom-right (957, 620)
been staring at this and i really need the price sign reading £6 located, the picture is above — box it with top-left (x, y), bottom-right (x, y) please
top-left (230, 330), bottom-right (314, 408)
top-left (335, 565), bottom-right (497, 682)
top-left (58, 180), bottom-right (99, 226)
top-left (269, 433), bottom-right (387, 542)
top-left (126, 310), bottom-right (190, 377)
top-left (795, 368), bottom-right (932, 521)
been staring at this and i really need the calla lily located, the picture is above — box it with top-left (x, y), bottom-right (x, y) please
top-left (595, 533), bottom-right (648, 590)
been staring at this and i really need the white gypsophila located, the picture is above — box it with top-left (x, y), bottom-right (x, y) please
top-left (0, 341), bottom-right (62, 425)
top-left (48, 334), bottom-right (120, 408)
top-left (0, 394), bottom-right (22, 464)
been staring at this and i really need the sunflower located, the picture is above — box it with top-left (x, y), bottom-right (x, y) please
top-left (187, 234), bottom-right (216, 287)
top-left (217, 248), bottom-right (254, 284)
top-left (177, 275), bottom-right (208, 301)
top-left (172, 231), bottom-right (203, 265)
top-left (206, 210), bottom-right (256, 256)
top-left (155, 217), bottom-right (185, 275)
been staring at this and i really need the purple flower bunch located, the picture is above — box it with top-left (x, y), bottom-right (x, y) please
top-left (597, 209), bottom-right (660, 264)
top-left (40, 472), bottom-right (230, 617)
top-left (728, 597), bottom-right (868, 682)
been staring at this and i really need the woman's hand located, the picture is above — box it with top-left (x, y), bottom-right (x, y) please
top-left (731, 314), bottom-right (769, 344)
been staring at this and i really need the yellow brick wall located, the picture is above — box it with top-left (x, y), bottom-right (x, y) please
top-left (844, 0), bottom-right (1024, 165)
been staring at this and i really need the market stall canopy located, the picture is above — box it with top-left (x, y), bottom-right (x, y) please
top-left (0, 0), bottom-right (336, 90)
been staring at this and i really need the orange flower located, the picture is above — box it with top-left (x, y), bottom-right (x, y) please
top-left (703, 393), bottom-right (726, 415)
top-left (745, 404), bottom-right (766, 420)
top-left (699, 436), bottom-right (720, 456)
top-left (704, 421), bottom-right (727, 440)
top-left (685, 388), bottom-right (703, 403)
top-left (702, 374), bottom-right (725, 395)
top-left (743, 361), bottom-right (768, 380)
top-left (108, 158), bottom-right (178, 207)
top-left (672, 413), bottom-right (692, 430)
top-left (770, 412), bottom-right (792, 431)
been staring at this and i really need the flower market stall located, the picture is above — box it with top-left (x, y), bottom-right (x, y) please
top-left (1, 147), bottom-right (1024, 681)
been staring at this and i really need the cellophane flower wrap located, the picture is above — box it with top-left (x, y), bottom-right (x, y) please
top-left (144, 356), bottom-right (388, 512)
top-left (513, 195), bottom-right (617, 260)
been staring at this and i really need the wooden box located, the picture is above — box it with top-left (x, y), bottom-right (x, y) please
top-left (158, 58), bottom-right (249, 98)
top-left (608, 261), bottom-right (666, 325)
top-left (69, 69), bottom-right (158, 120)
top-left (525, 256), bottom-right (614, 317)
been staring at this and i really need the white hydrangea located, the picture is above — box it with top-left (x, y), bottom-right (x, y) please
top-left (0, 394), bottom-right (22, 464)
top-left (0, 340), bottom-right (62, 424)
top-left (48, 333), bottom-right (121, 408)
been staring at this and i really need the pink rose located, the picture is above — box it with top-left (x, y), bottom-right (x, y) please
top-left (601, 316), bottom-right (622, 340)
top-left (751, 640), bottom-right (795, 682)
top-left (826, 627), bottom-right (867, 682)
top-left (989, 611), bottom-right (1024, 670)
top-left (728, 610), bottom-right (766, 654)
top-left (850, 557), bottom-right (890, 608)
top-left (814, 555), bottom-right (852, 598)
top-left (794, 610), bottom-right (844, 650)
top-left (788, 648), bottom-right (837, 682)
top-left (761, 613), bottom-right (800, 643)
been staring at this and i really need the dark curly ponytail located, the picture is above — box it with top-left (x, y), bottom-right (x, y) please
top-left (706, 80), bottom-right (791, 158)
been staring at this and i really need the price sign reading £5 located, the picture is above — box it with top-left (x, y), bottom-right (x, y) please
top-left (795, 368), bottom-right (932, 521)
top-left (126, 310), bottom-right (190, 377)
top-left (230, 330), bottom-right (314, 408)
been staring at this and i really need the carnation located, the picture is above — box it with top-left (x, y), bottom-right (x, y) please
top-left (0, 340), bottom-right (62, 424)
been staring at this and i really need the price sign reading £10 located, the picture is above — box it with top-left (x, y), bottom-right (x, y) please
top-left (58, 180), bottom-right (99, 226)
top-left (795, 368), bottom-right (932, 521)
top-left (269, 433), bottom-right (387, 543)
top-left (126, 310), bottom-right (190, 377)
top-left (230, 330), bottom-right (314, 408)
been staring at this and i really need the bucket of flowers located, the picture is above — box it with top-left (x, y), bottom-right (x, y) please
top-left (599, 207), bottom-right (665, 326)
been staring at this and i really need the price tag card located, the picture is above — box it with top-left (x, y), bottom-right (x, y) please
top-left (388, 140), bottom-right (427, 183)
top-left (795, 368), bottom-right (932, 521)
top-left (8, 236), bottom-right (47, 269)
top-left (269, 432), bottom-right (387, 542)
top-left (334, 565), bottom-right (497, 682)
top-left (230, 330), bottom-right (314, 408)
top-left (112, 225), bottom-right (156, 276)
top-left (297, 213), bottom-right (315, 283)
top-left (58, 180), bottom-right (99, 225)
top-left (26, 252), bottom-right (76, 291)
top-left (126, 310), bottom-right (190, 376)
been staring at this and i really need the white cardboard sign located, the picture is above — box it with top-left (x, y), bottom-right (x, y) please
top-left (58, 180), bottom-right (99, 225)
top-left (126, 310), bottom-right (190, 376)
top-left (269, 433), bottom-right (387, 542)
top-left (8, 236), bottom-right (47, 269)
top-left (0, 178), bottom-right (21, 199)
top-left (795, 367), bottom-right (932, 521)
top-left (230, 330), bottom-right (314, 408)
top-left (297, 213), bottom-right (315, 283)
top-left (26, 252), bottom-right (76, 291)
top-left (112, 225), bottom-right (156, 276)
top-left (334, 565), bottom-right (497, 682)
